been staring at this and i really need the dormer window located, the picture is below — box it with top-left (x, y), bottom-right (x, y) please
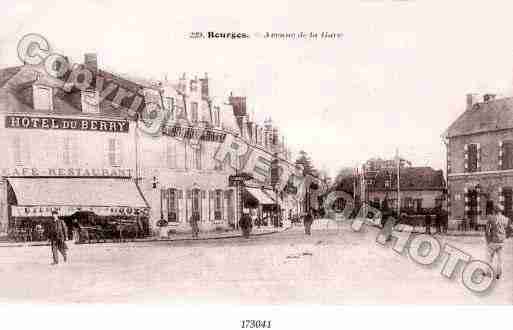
top-left (33, 85), bottom-right (53, 111)
top-left (81, 90), bottom-right (100, 114)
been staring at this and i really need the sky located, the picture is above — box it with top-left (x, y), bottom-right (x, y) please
top-left (2, 0), bottom-right (513, 178)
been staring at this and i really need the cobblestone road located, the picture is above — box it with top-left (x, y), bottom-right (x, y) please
top-left (0, 221), bottom-right (511, 304)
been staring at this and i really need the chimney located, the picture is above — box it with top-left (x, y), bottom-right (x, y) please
top-left (466, 93), bottom-right (479, 110)
top-left (483, 93), bottom-right (496, 102)
top-left (84, 53), bottom-right (98, 74)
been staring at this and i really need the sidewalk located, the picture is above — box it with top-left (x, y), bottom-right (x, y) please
top-left (0, 225), bottom-right (290, 248)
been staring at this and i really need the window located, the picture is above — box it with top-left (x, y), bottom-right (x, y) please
top-left (81, 90), bottom-right (100, 114)
top-left (502, 141), bottom-right (513, 170)
top-left (214, 190), bottom-right (223, 220)
top-left (467, 143), bottom-right (478, 172)
top-left (108, 138), bottom-right (122, 167)
top-left (214, 106), bottom-right (220, 126)
top-left (414, 199), bottom-right (423, 213)
top-left (404, 197), bottom-right (414, 210)
top-left (165, 97), bottom-right (174, 112)
top-left (192, 189), bottom-right (201, 220)
top-left (191, 102), bottom-right (198, 122)
top-left (168, 189), bottom-right (178, 222)
top-left (33, 85), bottom-right (53, 111)
top-left (193, 148), bottom-right (202, 170)
top-left (12, 136), bottom-right (22, 166)
top-left (63, 137), bottom-right (77, 165)
top-left (166, 143), bottom-right (177, 169)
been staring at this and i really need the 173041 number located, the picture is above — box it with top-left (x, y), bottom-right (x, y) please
top-left (241, 320), bottom-right (271, 328)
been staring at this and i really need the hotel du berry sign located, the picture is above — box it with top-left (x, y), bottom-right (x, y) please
top-left (5, 115), bottom-right (129, 133)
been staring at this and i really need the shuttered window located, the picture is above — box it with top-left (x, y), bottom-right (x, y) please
top-left (214, 189), bottom-right (223, 220)
top-left (467, 143), bottom-right (478, 172)
top-left (168, 189), bottom-right (178, 222)
top-left (108, 138), bottom-right (122, 167)
top-left (502, 141), bottom-right (513, 170)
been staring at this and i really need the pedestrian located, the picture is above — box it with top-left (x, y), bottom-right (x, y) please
top-left (239, 212), bottom-right (253, 238)
top-left (424, 212), bottom-right (432, 235)
top-left (303, 211), bottom-right (314, 235)
top-left (48, 210), bottom-right (68, 265)
top-left (484, 206), bottom-right (512, 280)
top-left (442, 207), bottom-right (449, 233)
top-left (435, 207), bottom-right (442, 234)
top-left (190, 212), bottom-right (200, 238)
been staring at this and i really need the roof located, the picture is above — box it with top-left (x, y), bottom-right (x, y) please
top-left (0, 65), bottom-right (148, 119)
top-left (445, 97), bottom-right (513, 138)
top-left (0, 66), bottom-right (22, 88)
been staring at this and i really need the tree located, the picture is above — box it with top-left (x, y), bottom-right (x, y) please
top-left (332, 167), bottom-right (358, 196)
top-left (364, 157), bottom-right (412, 171)
top-left (295, 150), bottom-right (318, 176)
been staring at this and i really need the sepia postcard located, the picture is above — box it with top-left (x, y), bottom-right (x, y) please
top-left (0, 0), bottom-right (512, 328)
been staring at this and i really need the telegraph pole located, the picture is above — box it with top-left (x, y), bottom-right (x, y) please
top-left (396, 148), bottom-right (401, 216)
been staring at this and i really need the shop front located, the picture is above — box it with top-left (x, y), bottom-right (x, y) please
top-left (243, 186), bottom-right (278, 226)
top-left (5, 177), bottom-right (149, 242)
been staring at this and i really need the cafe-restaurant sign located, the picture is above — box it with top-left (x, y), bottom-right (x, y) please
top-left (1, 167), bottom-right (132, 177)
top-left (11, 205), bottom-right (149, 218)
top-left (5, 115), bottom-right (129, 133)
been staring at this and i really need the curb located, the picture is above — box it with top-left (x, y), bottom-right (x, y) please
top-left (0, 226), bottom-right (291, 248)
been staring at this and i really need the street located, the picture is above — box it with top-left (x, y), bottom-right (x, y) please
top-left (0, 221), bottom-right (511, 304)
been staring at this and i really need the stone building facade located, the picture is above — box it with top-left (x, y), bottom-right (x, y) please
top-left (0, 56), bottom-right (150, 236)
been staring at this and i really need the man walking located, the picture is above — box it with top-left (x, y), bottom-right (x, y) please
top-left (485, 206), bottom-right (511, 280)
top-left (48, 210), bottom-right (68, 265)
top-left (190, 212), bottom-right (200, 239)
top-left (239, 212), bottom-right (253, 238)
top-left (303, 211), bottom-right (314, 235)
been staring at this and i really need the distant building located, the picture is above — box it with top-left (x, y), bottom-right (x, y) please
top-left (364, 167), bottom-right (446, 213)
top-left (444, 93), bottom-right (513, 229)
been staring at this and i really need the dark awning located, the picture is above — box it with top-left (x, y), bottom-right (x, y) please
top-left (244, 187), bottom-right (275, 205)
